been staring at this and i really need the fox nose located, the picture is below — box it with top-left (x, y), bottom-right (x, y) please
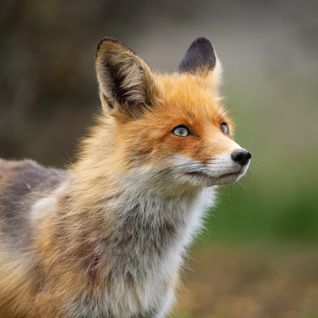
top-left (231, 149), bottom-right (251, 166)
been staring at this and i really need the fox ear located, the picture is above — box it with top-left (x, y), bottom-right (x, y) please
top-left (178, 37), bottom-right (216, 74)
top-left (95, 37), bottom-right (158, 118)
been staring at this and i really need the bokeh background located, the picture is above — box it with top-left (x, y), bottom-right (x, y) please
top-left (1, 1), bottom-right (317, 317)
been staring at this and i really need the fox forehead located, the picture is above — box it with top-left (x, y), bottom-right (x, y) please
top-left (118, 72), bottom-right (232, 136)
top-left (155, 73), bottom-right (227, 123)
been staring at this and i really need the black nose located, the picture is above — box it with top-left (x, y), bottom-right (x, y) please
top-left (231, 149), bottom-right (251, 166)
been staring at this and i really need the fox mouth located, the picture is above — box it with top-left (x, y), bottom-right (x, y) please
top-left (186, 170), bottom-right (241, 178)
top-left (185, 169), bottom-right (243, 185)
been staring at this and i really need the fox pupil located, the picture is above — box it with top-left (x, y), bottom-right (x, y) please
top-left (173, 125), bottom-right (189, 137)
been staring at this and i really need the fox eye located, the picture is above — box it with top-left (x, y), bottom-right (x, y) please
top-left (172, 125), bottom-right (190, 137)
top-left (221, 122), bottom-right (229, 135)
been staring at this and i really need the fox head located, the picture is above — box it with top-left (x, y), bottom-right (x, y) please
top-left (92, 37), bottom-right (251, 192)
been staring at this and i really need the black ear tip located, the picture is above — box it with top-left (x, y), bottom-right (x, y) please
top-left (191, 37), bottom-right (214, 52)
top-left (193, 37), bottom-right (212, 44)
top-left (96, 36), bottom-right (119, 54)
top-left (178, 37), bottom-right (216, 73)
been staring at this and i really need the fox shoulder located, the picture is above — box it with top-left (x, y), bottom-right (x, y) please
top-left (0, 159), bottom-right (67, 250)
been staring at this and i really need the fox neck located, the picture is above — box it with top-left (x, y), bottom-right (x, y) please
top-left (67, 166), bottom-right (212, 267)
top-left (63, 171), bottom-right (212, 283)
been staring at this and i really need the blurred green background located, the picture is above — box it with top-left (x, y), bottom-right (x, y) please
top-left (1, 1), bottom-right (317, 317)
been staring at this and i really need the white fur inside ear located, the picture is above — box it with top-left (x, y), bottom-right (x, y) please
top-left (213, 53), bottom-right (223, 84)
top-left (198, 52), bottom-right (223, 99)
top-left (205, 52), bottom-right (223, 91)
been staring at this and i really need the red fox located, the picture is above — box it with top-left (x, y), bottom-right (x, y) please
top-left (0, 37), bottom-right (251, 317)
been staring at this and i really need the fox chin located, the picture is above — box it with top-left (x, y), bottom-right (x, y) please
top-left (0, 36), bottom-right (251, 318)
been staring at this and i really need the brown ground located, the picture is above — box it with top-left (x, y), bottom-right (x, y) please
top-left (172, 243), bottom-right (318, 318)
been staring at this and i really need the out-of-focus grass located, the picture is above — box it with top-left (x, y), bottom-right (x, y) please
top-left (205, 179), bottom-right (318, 243)
top-left (172, 243), bottom-right (318, 318)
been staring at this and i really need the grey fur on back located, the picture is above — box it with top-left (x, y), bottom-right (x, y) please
top-left (0, 159), bottom-right (67, 251)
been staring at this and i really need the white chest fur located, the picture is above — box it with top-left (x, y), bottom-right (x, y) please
top-left (93, 187), bottom-right (216, 317)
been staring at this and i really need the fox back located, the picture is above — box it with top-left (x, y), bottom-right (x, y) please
top-left (0, 37), bottom-right (251, 317)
